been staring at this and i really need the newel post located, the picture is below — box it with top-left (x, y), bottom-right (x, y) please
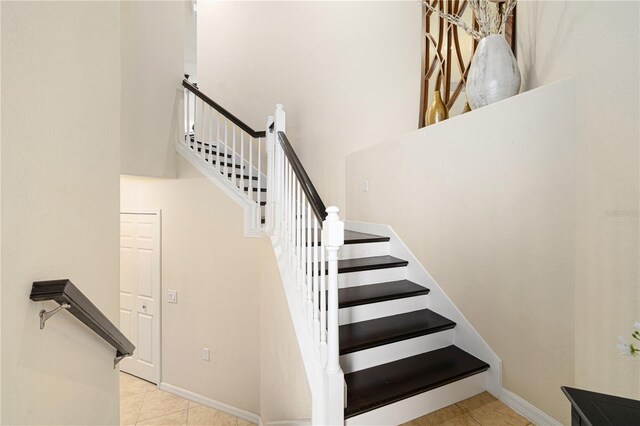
top-left (273, 104), bottom-right (286, 238)
top-left (265, 115), bottom-right (275, 233)
top-left (323, 206), bottom-right (345, 425)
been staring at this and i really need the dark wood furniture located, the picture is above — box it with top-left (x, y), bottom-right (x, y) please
top-left (562, 386), bottom-right (640, 426)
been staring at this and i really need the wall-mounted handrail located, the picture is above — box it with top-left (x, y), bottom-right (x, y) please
top-left (30, 279), bottom-right (135, 368)
top-left (182, 79), bottom-right (266, 139)
top-left (277, 131), bottom-right (327, 223)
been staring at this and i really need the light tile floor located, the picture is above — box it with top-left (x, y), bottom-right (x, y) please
top-left (400, 392), bottom-right (532, 426)
top-left (120, 372), bottom-right (255, 426)
top-left (122, 372), bottom-right (529, 426)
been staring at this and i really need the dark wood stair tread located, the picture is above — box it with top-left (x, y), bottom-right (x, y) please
top-left (212, 159), bottom-right (244, 169)
top-left (340, 309), bottom-right (455, 355)
top-left (242, 186), bottom-right (266, 192)
top-left (343, 230), bottom-right (390, 244)
top-left (227, 173), bottom-right (258, 181)
top-left (306, 230), bottom-right (390, 246)
top-left (344, 346), bottom-right (490, 418)
top-left (313, 256), bottom-right (407, 275)
top-left (195, 147), bottom-right (232, 158)
top-left (338, 280), bottom-right (429, 308)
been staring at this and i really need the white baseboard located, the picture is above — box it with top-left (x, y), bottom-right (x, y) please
top-left (259, 420), bottom-right (311, 426)
top-left (499, 388), bottom-right (562, 426)
top-left (158, 382), bottom-right (260, 424)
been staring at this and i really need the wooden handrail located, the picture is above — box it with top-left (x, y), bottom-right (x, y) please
top-left (30, 279), bottom-right (135, 367)
top-left (182, 79), bottom-right (266, 139)
top-left (277, 131), bottom-right (327, 223)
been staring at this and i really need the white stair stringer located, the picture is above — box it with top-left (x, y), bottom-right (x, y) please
top-left (343, 220), bottom-right (503, 424)
top-left (176, 141), bottom-right (264, 238)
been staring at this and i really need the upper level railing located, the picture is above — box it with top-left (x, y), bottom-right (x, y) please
top-left (182, 79), bottom-right (266, 138)
top-left (182, 78), bottom-right (266, 226)
top-left (30, 279), bottom-right (135, 367)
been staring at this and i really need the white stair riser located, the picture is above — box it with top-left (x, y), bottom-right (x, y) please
top-left (339, 296), bottom-right (428, 325)
top-left (340, 329), bottom-right (455, 374)
top-left (345, 372), bottom-right (487, 426)
top-left (338, 242), bottom-right (389, 260)
top-left (338, 267), bottom-right (407, 288)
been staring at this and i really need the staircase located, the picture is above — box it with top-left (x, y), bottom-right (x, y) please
top-left (179, 79), bottom-right (501, 425)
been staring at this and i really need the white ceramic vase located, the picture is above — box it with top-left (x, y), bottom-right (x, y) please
top-left (466, 34), bottom-right (521, 110)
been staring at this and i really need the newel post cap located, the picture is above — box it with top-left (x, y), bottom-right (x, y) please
top-left (323, 206), bottom-right (344, 247)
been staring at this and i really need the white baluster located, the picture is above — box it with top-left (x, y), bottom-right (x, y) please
top-left (207, 106), bottom-right (213, 165)
top-left (257, 137), bottom-right (262, 226)
top-left (288, 163), bottom-right (293, 266)
top-left (249, 135), bottom-right (254, 202)
top-left (194, 96), bottom-right (199, 151)
top-left (284, 158), bottom-right (290, 250)
top-left (289, 165), bottom-right (295, 268)
top-left (240, 132), bottom-right (245, 194)
top-left (232, 125), bottom-right (237, 187)
top-left (192, 97), bottom-right (197, 152)
top-left (315, 220), bottom-right (322, 342)
top-left (276, 145), bottom-right (282, 240)
top-left (312, 217), bottom-right (319, 329)
top-left (215, 112), bottom-right (221, 173)
top-left (300, 194), bottom-right (307, 304)
top-left (296, 181), bottom-right (301, 271)
top-left (224, 118), bottom-right (229, 178)
top-left (280, 147), bottom-right (285, 241)
top-left (200, 100), bottom-right (205, 159)
top-left (306, 201), bottom-right (312, 320)
top-left (184, 89), bottom-right (188, 141)
top-left (320, 233), bottom-right (327, 355)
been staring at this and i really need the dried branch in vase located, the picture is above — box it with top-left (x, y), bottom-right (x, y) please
top-left (423, 0), bottom-right (517, 41)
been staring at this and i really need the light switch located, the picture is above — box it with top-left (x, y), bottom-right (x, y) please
top-left (168, 290), bottom-right (178, 304)
top-left (202, 347), bottom-right (210, 361)
top-left (363, 179), bottom-right (369, 192)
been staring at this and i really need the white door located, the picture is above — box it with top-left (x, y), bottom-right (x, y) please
top-left (119, 212), bottom-right (161, 384)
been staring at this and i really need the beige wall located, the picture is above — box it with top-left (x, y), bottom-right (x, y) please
top-left (259, 247), bottom-right (312, 423)
top-left (197, 1), bottom-right (422, 211)
top-left (517, 0), bottom-right (640, 401)
top-left (1, 2), bottom-right (121, 424)
top-left (120, 1), bottom-right (184, 178)
top-left (121, 156), bottom-right (311, 418)
top-left (347, 81), bottom-right (577, 423)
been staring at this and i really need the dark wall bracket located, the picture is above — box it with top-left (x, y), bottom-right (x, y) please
top-left (30, 279), bottom-right (135, 368)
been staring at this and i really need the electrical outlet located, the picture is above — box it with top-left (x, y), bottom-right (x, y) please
top-left (363, 179), bottom-right (369, 192)
top-left (168, 290), bottom-right (178, 304)
top-left (202, 347), bottom-right (210, 361)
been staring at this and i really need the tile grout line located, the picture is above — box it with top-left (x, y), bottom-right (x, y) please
top-left (133, 387), bottom-right (146, 425)
top-left (138, 409), bottom-right (189, 425)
